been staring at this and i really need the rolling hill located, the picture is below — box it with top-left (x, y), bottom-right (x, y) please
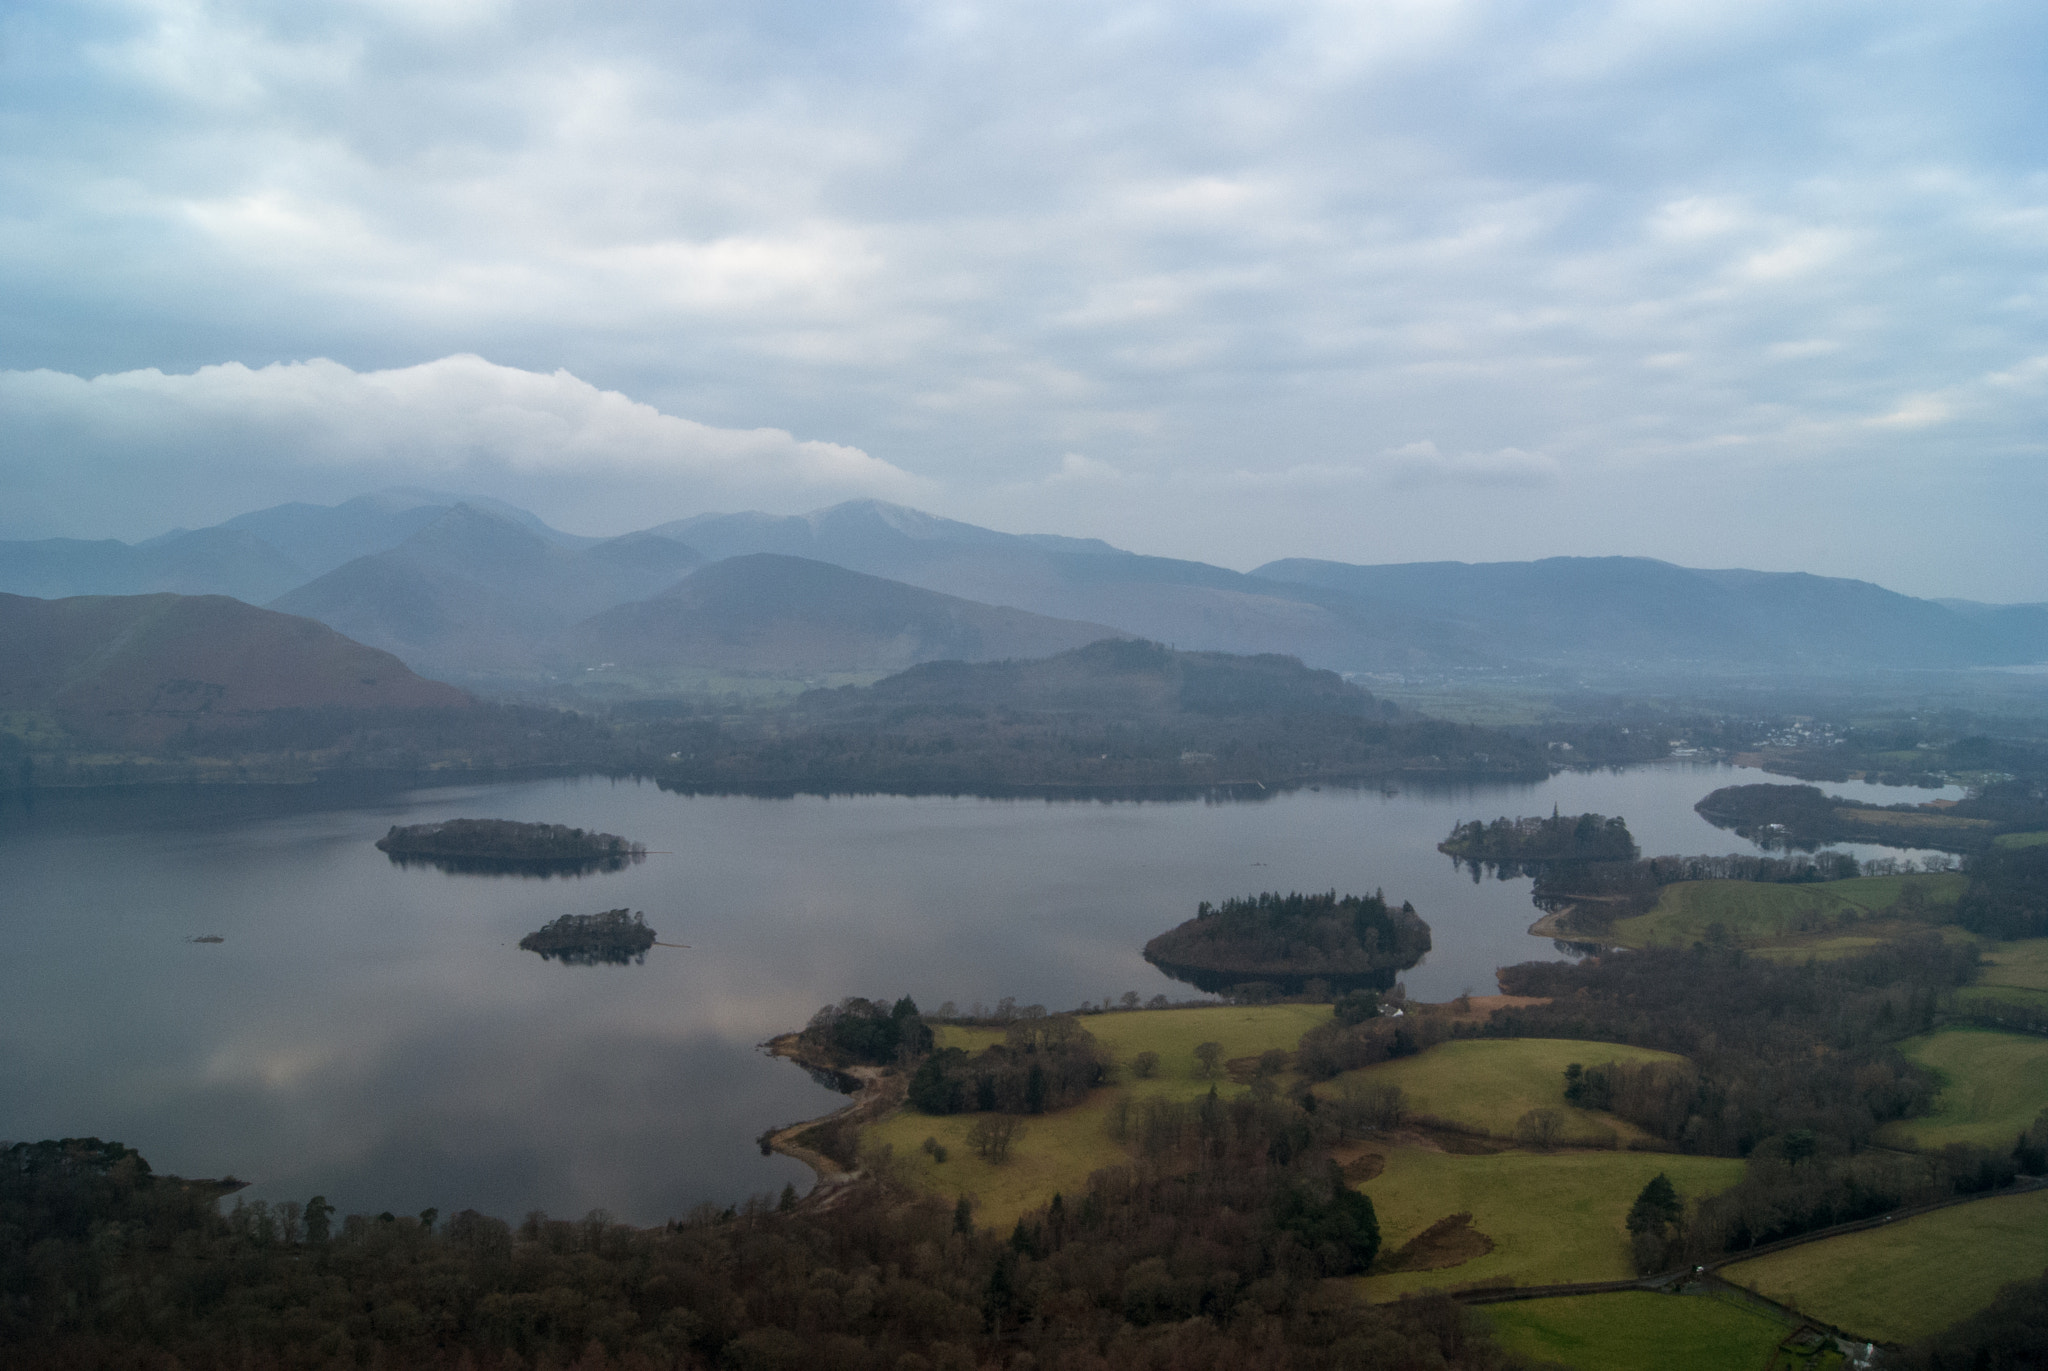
top-left (565, 553), bottom-right (1125, 677)
top-left (0, 592), bottom-right (468, 746)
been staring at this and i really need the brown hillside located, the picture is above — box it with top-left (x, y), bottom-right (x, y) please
top-left (0, 592), bottom-right (468, 744)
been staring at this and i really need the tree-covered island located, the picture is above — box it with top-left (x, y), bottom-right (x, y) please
top-left (1438, 810), bottom-right (1638, 874)
top-left (375, 818), bottom-right (646, 875)
top-left (517, 908), bottom-right (658, 965)
top-left (1142, 889), bottom-right (1431, 993)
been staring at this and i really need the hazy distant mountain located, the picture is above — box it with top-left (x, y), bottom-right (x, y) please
top-left (270, 505), bottom-right (702, 679)
top-left (0, 490), bottom-right (591, 604)
top-left (1252, 556), bottom-right (2048, 671)
top-left (0, 592), bottom-right (467, 746)
top-left (653, 500), bottom-right (1477, 669)
top-left (568, 554), bottom-right (1126, 676)
top-left (0, 528), bottom-right (308, 604)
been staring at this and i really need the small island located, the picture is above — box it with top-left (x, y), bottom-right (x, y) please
top-left (1142, 889), bottom-right (1431, 994)
top-left (376, 818), bottom-right (647, 875)
top-left (518, 908), bottom-right (658, 965)
top-left (1439, 811), bottom-right (1638, 875)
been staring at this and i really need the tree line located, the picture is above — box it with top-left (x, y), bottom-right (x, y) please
top-left (907, 1016), bottom-right (1108, 1116)
top-left (0, 1120), bottom-right (1522, 1370)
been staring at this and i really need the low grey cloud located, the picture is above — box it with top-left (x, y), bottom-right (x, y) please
top-left (0, 355), bottom-right (919, 538)
top-left (2, 1), bottom-right (2044, 595)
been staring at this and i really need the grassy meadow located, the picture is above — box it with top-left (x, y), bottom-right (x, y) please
top-left (1722, 1187), bottom-right (2048, 1345)
top-left (1993, 830), bottom-right (2048, 850)
top-left (1877, 1028), bottom-right (2048, 1150)
top-left (878, 1004), bottom-right (1331, 1227)
top-left (1606, 874), bottom-right (1964, 952)
top-left (1328, 1037), bottom-right (1683, 1145)
top-left (1481, 1291), bottom-right (1831, 1371)
top-left (1357, 1147), bottom-right (1746, 1296)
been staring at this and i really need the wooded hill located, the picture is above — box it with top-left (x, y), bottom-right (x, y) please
top-left (649, 638), bottom-right (1550, 796)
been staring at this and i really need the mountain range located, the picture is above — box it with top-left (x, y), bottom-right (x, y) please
top-left (3, 491), bottom-right (2044, 692)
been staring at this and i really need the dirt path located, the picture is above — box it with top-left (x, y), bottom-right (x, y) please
top-left (758, 1035), bottom-right (905, 1201)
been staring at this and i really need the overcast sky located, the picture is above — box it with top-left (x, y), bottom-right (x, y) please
top-left (3, 1), bottom-right (2045, 599)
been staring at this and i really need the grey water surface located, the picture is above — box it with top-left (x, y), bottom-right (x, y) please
top-left (0, 763), bottom-right (1956, 1223)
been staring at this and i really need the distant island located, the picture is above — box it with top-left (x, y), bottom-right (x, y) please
top-left (376, 819), bottom-right (647, 875)
top-left (1143, 889), bottom-right (1431, 993)
top-left (1439, 810), bottom-right (1638, 875)
top-left (517, 908), bottom-right (658, 965)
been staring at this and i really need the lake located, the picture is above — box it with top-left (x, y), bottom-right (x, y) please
top-left (0, 763), bottom-right (1958, 1224)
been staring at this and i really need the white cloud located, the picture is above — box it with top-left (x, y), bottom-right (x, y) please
top-left (0, 355), bottom-right (920, 538)
top-left (3, 1), bottom-right (2048, 595)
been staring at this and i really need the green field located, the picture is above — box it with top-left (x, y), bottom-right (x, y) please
top-left (1979, 938), bottom-right (2048, 993)
top-left (880, 1004), bottom-right (1332, 1227)
top-left (1330, 1038), bottom-right (1683, 1145)
top-left (1482, 1291), bottom-right (1827, 1371)
top-left (1723, 1188), bottom-right (2048, 1344)
top-left (1608, 874), bottom-right (1965, 952)
top-left (1357, 1146), bottom-right (1747, 1296)
top-left (1994, 830), bottom-right (2048, 850)
top-left (1878, 1028), bottom-right (2048, 1150)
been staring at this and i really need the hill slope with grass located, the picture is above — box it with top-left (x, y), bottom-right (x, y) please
top-left (0, 591), bottom-right (468, 745)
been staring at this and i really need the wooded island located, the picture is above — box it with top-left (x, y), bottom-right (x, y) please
top-left (376, 818), bottom-right (646, 874)
top-left (517, 908), bottom-right (658, 965)
top-left (1143, 889), bottom-right (1432, 993)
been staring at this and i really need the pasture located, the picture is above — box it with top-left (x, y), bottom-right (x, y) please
top-left (1878, 1028), bottom-right (2048, 1150)
top-left (1328, 1037), bottom-right (1684, 1145)
top-left (1357, 1146), bottom-right (1746, 1296)
top-left (1606, 874), bottom-right (1963, 952)
top-left (1722, 1187), bottom-right (2048, 1345)
top-left (1993, 830), bottom-right (2048, 849)
top-left (1481, 1291), bottom-right (1830, 1371)
top-left (883, 1003), bottom-right (1331, 1227)
top-left (1978, 937), bottom-right (2048, 993)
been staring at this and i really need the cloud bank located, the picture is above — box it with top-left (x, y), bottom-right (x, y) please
top-left (0, 356), bottom-right (919, 538)
top-left (2, 2), bottom-right (2045, 594)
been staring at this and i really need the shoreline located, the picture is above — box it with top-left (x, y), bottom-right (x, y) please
top-left (758, 1034), bottom-right (905, 1198)
top-left (1526, 905), bottom-right (1620, 948)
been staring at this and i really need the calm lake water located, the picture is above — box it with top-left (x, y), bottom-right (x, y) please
top-left (0, 763), bottom-right (1958, 1224)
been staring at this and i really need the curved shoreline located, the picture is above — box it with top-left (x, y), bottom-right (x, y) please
top-left (759, 1034), bottom-right (904, 1199)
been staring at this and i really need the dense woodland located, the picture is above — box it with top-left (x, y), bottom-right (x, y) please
top-left (907, 1018), bottom-right (1109, 1117)
top-left (1142, 891), bottom-right (1433, 993)
top-left (1953, 843), bottom-right (2048, 940)
top-left (798, 997), bottom-right (937, 1068)
top-left (0, 1131), bottom-right (1520, 1371)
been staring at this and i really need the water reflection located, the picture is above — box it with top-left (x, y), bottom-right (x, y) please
top-left (0, 760), bottom-right (1949, 1224)
top-left (381, 851), bottom-right (645, 877)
